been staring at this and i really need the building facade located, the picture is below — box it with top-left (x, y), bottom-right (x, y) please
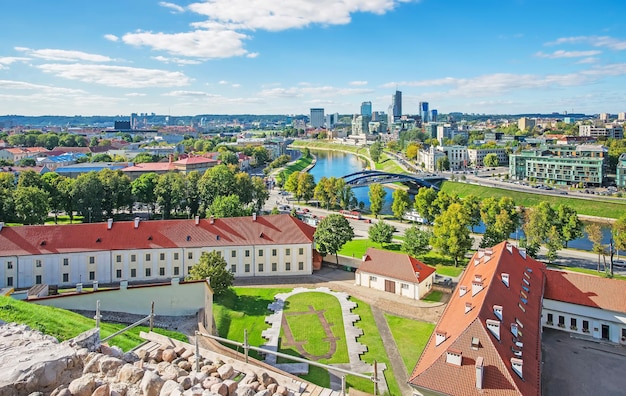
top-left (309, 108), bottom-right (325, 128)
top-left (468, 147), bottom-right (509, 167)
top-left (419, 102), bottom-right (429, 123)
top-left (360, 101), bottom-right (372, 117)
top-left (438, 145), bottom-right (468, 170)
top-left (579, 124), bottom-right (623, 139)
top-left (392, 91), bottom-right (402, 120)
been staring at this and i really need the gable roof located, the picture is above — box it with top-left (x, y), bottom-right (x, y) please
top-left (409, 242), bottom-right (545, 396)
top-left (357, 248), bottom-right (435, 284)
top-left (174, 156), bottom-right (217, 165)
top-left (121, 162), bottom-right (176, 172)
top-left (544, 269), bottom-right (626, 313)
top-left (0, 214), bottom-right (315, 257)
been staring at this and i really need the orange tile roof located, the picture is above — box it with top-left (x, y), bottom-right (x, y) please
top-left (0, 214), bottom-right (315, 256)
top-left (409, 242), bottom-right (545, 396)
top-left (357, 248), bottom-right (435, 284)
top-left (174, 156), bottom-right (217, 165)
top-left (544, 269), bottom-right (626, 313)
top-left (122, 162), bottom-right (176, 172)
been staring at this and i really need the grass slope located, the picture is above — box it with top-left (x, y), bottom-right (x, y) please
top-left (0, 296), bottom-right (187, 351)
top-left (385, 314), bottom-right (435, 373)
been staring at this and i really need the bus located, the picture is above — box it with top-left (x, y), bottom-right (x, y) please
top-left (339, 210), bottom-right (362, 220)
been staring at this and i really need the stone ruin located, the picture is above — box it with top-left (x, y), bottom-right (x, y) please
top-left (0, 323), bottom-right (294, 396)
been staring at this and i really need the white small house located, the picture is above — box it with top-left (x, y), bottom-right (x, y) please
top-left (355, 248), bottom-right (436, 300)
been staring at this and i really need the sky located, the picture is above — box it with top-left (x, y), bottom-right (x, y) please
top-left (1, 0), bottom-right (626, 117)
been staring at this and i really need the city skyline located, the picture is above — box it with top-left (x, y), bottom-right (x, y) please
top-left (1, 0), bottom-right (626, 116)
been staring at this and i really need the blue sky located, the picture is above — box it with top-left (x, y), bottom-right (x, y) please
top-left (1, 0), bottom-right (626, 116)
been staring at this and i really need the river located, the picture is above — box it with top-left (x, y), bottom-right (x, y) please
top-left (308, 149), bottom-right (616, 253)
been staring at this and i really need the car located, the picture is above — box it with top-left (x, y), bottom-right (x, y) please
top-left (613, 260), bottom-right (626, 268)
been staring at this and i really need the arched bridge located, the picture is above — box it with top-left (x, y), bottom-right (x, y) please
top-left (342, 170), bottom-right (440, 190)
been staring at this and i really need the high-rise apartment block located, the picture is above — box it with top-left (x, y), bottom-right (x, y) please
top-left (518, 117), bottom-right (535, 131)
top-left (360, 101), bottom-right (372, 117)
top-left (392, 91), bottom-right (402, 120)
top-left (310, 108), bottom-right (325, 128)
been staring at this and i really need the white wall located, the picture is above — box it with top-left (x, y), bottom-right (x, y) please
top-left (355, 270), bottom-right (434, 300)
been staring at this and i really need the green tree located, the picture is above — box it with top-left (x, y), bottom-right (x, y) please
top-left (483, 153), bottom-right (499, 167)
top-left (296, 172), bottom-right (315, 202)
top-left (91, 153), bottom-right (113, 162)
top-left (337, 179), bottom-right (355, 210)
top-left (183, 171), bottom-right (202, 217)
top-left (368, 221), bottom-right (395, 247)
top-left (556, 205), bottom-right (583, 247)
top-left (206, 194), bottom-right (250, 218)
top-left (284, 171), bottom-right (300, 194)
top-left (368, 183), bottom-right (386, 219)
top-left (314, 214), bottom-right (355, 266)
top-left (522, 202), bottom-right (555, 258)
top-left (270, 207), bottom-right (280, 215)
top-left (14, 186), bottom-right (50, 225)
top-left (369, 141), bottom-right (383, 163)
top-left (73, 172), bottom-right (104, 222)
top-left (545, 225), bottom-right (564, 264)
top-left (218, 151), bottom-right (239, 166)
top-left (187, 251), bottom-right (234, 296)
top-left (613, 215), bottom-right (626, 269)
top-left (18, 158), bottom-right (36, 167)
top-left (314, 177), bottom-right (332, 209)
top-left (131, 173), bottom-right (159, 213)
top-left (133, 153), bottom-right (159, 164)
top-left (587, 223), bottom-right (605, 271)
top-left (391, 189), bottom-right (411, 222)
top-left (462, 195), bottom-right (482, 231)
top-left (17, 170), bottom-right (43, 189)
top-left (155, 172), bottom-right (184, 219)
top-left (253, 146), bottom-right (270, 166)
top-left (479, 197), bottom-right (519, 247)
top-left (57, 176), bottom-right (76, 223)
top-left (436, 156), bottom-right (450, 171)
top-left (403, 225), bottom-right (433, 258)
top-left (414, 187), bottom-right (439, 224)
top-left (98, 169), bottom-right (132, 218)
top-left (431, 203), bottom-right (473, 266)
top-left (41, 172), bottom-right (64, 223)
top-left (250, 176), bottom-right (270, 213)
top-left (198, 164), bottom-right (237, 209)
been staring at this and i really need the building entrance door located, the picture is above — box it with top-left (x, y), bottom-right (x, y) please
top-left (384, 280), bottom-right (396, 294)
top-left (602, 324), bottom-right (610, 340)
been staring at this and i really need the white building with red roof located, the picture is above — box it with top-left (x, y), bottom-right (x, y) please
top-left (355, 248), bottom-right (436, 300)
top-left (0, 214), bottom-right (321, 290)
top-left (0, 147), bottom-right (49, 162)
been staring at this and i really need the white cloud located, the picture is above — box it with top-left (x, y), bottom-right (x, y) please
top-left (381, 77), bottom-right (457, 88)
top-left (121, 29), bottom-right (250, 59)
top-left (231, 83), bottom-right (241, 88)
top-left (546, 35), bottom-right (626, 51)
top-left (349, 80), bottom-right (368, 86)
top-left (159, 1), bottom-right (185, 13)
top-left (0, 56), bottom-right (30, 65)
top-left (152, 55), bottom-right (201, 65)
top-left (0, 79), bottom-right (86, 94)
top-left (576, 57), bottom-right (599, 64)
top-left (259, 85), bottom-right (373, 98)
top-left (163, 90), bottom-right (219, 97)
top-left (36, 64), bottom-right (192, 88)
top-left (246, 52), bottom-right (259, 58)
top-left (104, 34), bottom-right (119, 42)
top-left (125, 92), bottom-right (147, 97)
top-left (15, 47), bottom-right (113, 62)
top-left (218, 80), bottom-right (229, 85)
top-left (535, 50), bottom-right (602, 59)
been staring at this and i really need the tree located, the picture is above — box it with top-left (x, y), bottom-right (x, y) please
top-left (250, 176), bottom-right (269, 213)
top-left (98, 169), bottom-right (132, 218)
top-left (18, 158), bottom-right (36, 167)
top-left (368, 221), bottom-right (395, 247)
top-left (414, 187), bottom-right (439, 224)
top-left (587, 223), bottom-right (605, 271)
top-left (270, 207), bottom-right (280, 215)
top-left (556, 205), bottom-right (583, 247)
top-left (57, 176), bottom-right (76, 223)
top-left (41, 172), bottom-right (64, 223)
top-left (522, 202), bottom-right (555, 258)
top-left (17, 170), bottom-right (43, 189)
top-left (436, 156), bottom-right (450, 171)
top-left (296, 172), bottom-right (315, 202)
top-left (391, 189), bottom-right (411, 222)
top-left (314, 214), bottom-right (355, 266)
top-left (183, 171), bottom-right (202, 217)
top-left (253, 146), bottom-right (270, 166)
top-left (314, 177), bottom-right (332, 209)
top-left (74, 172), bottom-right (104, 222)
top-left (132, 173), bottom-right (159, 213)
top-left (479, 197), bottom-right (519, 247)
top-left (91, 153), bottom-right (113, 162)
top-left (368, 183), bottom-right (386, 219)
top-left (133, 153), bottom-right (159, 164)
top-left (403, 225), bottom-right (433, 258)
top-left (613, 215), bottom-right (626, 268)
top-left (462, 195), bottom-right (482, 231)
top-left (14, 186), bottom-right (50, 225)
top-left (284, 171), bottom-right (300, 194)
top-left (155, 172), bottom-right (184, 219)
top-left (206, 194), bottom-right (250, 218)
top-left (187, 251), bottom-right (234, 296)
top-left (337, 179), bottom-right (355, 210)
top-left (545, 225), bottom-right (564, 264)
top-left (483, 153), bottom-right (499, 167)
top-left (369, 142), bottom-right (383, 163)
top-left (218, 151), bottom-right (239, 166)
top-left (405, 143), bottom-right (420, 161)
top-left (198, 164), bottom-right (237, 209)
top-left (431, 203), bottom-right (473, 266)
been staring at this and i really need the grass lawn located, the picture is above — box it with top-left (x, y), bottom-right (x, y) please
top-left (280, 155), bottom-right (313, 178)
top-left (421, 290), bottom-right (444, 302)
top-left (0, 296), bottom-right (187, 351)
top-left (441, 181), bottom-right (626, 219)
top-left (385, 314), bottom-right (435, 372)
top-left (547, 264), bottom-right (626, 281)
top-left (375, 153), bottom-right (406, 174)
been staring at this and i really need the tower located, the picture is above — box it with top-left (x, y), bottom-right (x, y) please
top-left (419, 102), bottom-right (430, 123)
top-left (310, 108), bottom-right (325, 128)
top-left (392, 91), bottom-right (402, 120)
top-left (361, 101), bottom-right (372, 117)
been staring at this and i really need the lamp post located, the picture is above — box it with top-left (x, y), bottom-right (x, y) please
top-left (87, 207), bottom-right (92, 223)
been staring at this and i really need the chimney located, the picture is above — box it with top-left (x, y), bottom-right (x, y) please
top-left (445, 349), bottom-right (462, 366)
top-left (459, 285), bottom-right (468, 297)
top-left (209, 216), bottom-right (214, 225)
top-left (465, 302), bottom-right (472, 314)
top-left (435, 331), bottom-right (447, 346)
top-left (107, 218), bottom-right (113, 230)
top-left (475, 357), bottom-right (484, 390)
top-left (195, 215), bottom-right (200, 225)
top-left (472, 280), bottom-right (484, 296)
top-left (134, 217), bottom-right (140, 229)
top-left (486, 319), bottom-right (501, 341)
top-left (252, 212), bottom-right (257, 222)
top-left (511, 357), bottom-right (523, 379)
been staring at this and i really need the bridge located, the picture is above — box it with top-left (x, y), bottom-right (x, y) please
top-left (342, 170), bottom-right (441, 190)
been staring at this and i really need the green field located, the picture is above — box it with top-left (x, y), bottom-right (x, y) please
top-left (0, 296), bottom-right (187, 351)
top-left (441, 181), bottom-right (626, 219)
top-left (385, 314), bottom-right (435, 373)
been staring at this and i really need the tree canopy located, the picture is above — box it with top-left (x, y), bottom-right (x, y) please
top-left (314, 214), bottom-right (354, 265)
top-left (187, 251), bottom-right (234, 296)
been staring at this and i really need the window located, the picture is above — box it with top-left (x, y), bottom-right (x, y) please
top-left (145, 268), bottom-right (151, 277)
top-left (583, 320), bottom-right (589, 333)
top-left (298, 261), bottom-right (304, 271)
top-left (6, 261), bottom-right (12, 270)
top-left (245, 264), bottom-right (250, 273)
top-left (570, 318), bottom-right (577, 330)
top-left (63, 258), bottom-right (69, 266)
top-left (116, 269), bottom-right (122, 279)
top-left (231, 264), bottom-right (237, 273)
top-left (116, 255), bottom-right (121, 263)
top-left (258, 250), bottom-right (263, 257)
top-left (299, 248), bottom-right (304, 255)
top-left (547, 313), bottom-right (553, 325)
top-left (145, 253), bottom-right (151, 261)
top-left (131, 254), bottom-right (136, 262)
top-left (245, 250), bottom-right (250, 257)
top-left (62, 273), bottom-right (69, 282)
top-left (286, 248), bottom-right (291, 256)
top-left (285, 262), bottom-right (291, 271)
top-left (160, 253), bottom-right (165, 261)
top-left (401, 283), bottom-right (409, 289)
top-left (188, 252), bottom-right (193, 260)
top-left (272, 263), bottom-right (277, 272)
top-left (258, 263), bottom-right (264, 272)
top-left (231, 251), bottom-right (236, 258)
top-left (370, 275), bottom-right (377, 281)
top-left (558, 315), bottom-right (565, 328)
top-left (131, 268), bottom-right (137, 278)
top-left (89, 271), bottom-right (95, 281)
top-left (174, 253), bottom-right (179, 260)
top-left (88, 257), bottom-right (94, 264)
top-left (36, 260), bottom-right (42, 267)
top-left (6, 277), bottom-right (13, 287)
top-left (272, 249), bottom-right (277, 257)
top-left (159, 267), bottom-right (165, 276)
top-left (173, 267), bottom-right (180, 276)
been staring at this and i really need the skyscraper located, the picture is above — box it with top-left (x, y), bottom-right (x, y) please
top-left (361, 101), bottom-right (372, 117)
top-left (419, 102), bottom-right (429, 123)
top-left (310, 108), bottom-right (325, 128)
top-left (392, 91), bottom-right (402, 120)
top-left (431, 109), bottom-right (438, 123)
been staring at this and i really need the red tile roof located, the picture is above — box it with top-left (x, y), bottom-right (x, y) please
top-left (544, 269), bottom-right (626, 313)
top-left (122, 162), bottom-right (176, 172)
top-left (174, 156), bottom-right (217, 165)
top-left (0, 214), bottom-right (315, 256)
top-left (409, 242), bottom-right (545, 396)
top-left (357, 248), bottom-right (435, 284)
top-left (4, 147), bottom-right (49, 154)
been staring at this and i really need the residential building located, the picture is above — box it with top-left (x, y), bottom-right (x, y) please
top-left (417, 145), bottom-right (446, 172)
top-left (0, 147), bottom-right (49, 162)
top-left (518, 117), bottom-right (535, 131)
top-left (37, 152), bottom-right (87, 171)
top-left (579, 124), bottom-right (623, 139)
top-left (351, 115), bottom-right (371, 136)
top-left (617, 153), bottom-right (626, 188)
top-left (618, 112), bottom-right (626, 121)
top-left (468, 147), bottom-right (509, 167)
top-left (423, 123), bottom-right (439, 139)
top-left (310, 108), bottom-right (325, 128)
top-left (392, 91), bottom-right (402, 120)
top-left (355, 248), bottom-right (435, 300)
top-left (438, 145), bottom-right (469, 170)
top-left (409, 242), bottom-right (545, 396)
top-left (509, 144), bottom-right (608, 186)
top-left (360, 101), bottom-right (372, 117)
top-left (325, 113), bottom-right (339, 129)
top-left (599, 113), bottom-right (610, 122)
top-left (0, 214), bottom-right (321, 290)
top-left (419, 102), bottom-right (429, 123)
